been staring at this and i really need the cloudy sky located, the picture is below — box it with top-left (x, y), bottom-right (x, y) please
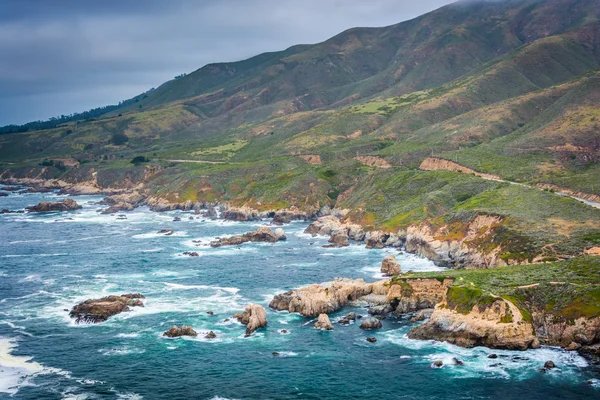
top-left (0, 0), bottom-right (456, 126)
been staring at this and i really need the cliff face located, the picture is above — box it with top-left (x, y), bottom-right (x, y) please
top-left (408, 294), bottom-right (539, 350)
top-left (386, 278), bottom-right (453, 313)
top-left (405, 215), bottom-right (507, 269)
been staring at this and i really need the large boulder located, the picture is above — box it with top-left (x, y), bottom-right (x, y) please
top-left (380, 255), bottom-right (401, 276)
top-left (269, 278), bottom-right (377, 317)
top-left (314, 313), bottom-right (333, 330)
top-left (360, 318), bottom-right (383, 330)
top-left (328, 229), bottom-right (349, 247)
top-left (163, 325), bottom-right (197, 337)
top-left (210, 227), bottom-right (286, 247)
top-left (69, 293), bottom-right (144, 324)
top-left (234, 304), bottom-right (267, 337)
top-left (26, 198), bottom-right (82, 213)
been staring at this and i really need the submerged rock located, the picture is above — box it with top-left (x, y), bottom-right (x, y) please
top-left (431, 361), bottom-right (444, 368)
top-left (183, 251), bottom-right (199, 257)
top-left (380, 255), bottom-right (401, 276)
top-left (0, 192), bottom-right (8, 197)
top-left (26, 198), bottom-right (81, 213)
top-left (366, 337), bottom-right (377, 343)
top-left (234, 303), bottom-right (267, 337)
top-left (69, 293), bottom-right (145, 324)
top-left (157, 229), bottom-right (174, 235)
top-left (163, 325), bottom-right (197, 338)
top-left (314, 314), bottom-right (333, 330)
top-left (210, 227), bottom-right (286, 247)
top-left (360, 318), bottom-right (383, 330)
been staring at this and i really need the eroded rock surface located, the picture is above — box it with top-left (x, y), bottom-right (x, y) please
top-left (314, 313), bottom-right (333, 330)
top-left (27, 198), bottom-right (82, 213)
top-left (210, 227), bottom-right (286, 247)
top-left (163, 325), bottom-right (198, 337)
top-left (234, 303), bottom-right (267, 336)
top-left (408, 294), bottom-right (539, 350)
top-left (69, 293), bottom-right (145, 324)
top-left (381, 255), bottom-right (401, 276)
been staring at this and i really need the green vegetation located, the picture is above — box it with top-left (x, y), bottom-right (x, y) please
top-left (404, 257), bottom-right (600, 320)
top-left (0, 0), bottom-right (599, 262)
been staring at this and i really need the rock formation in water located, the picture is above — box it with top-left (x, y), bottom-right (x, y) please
top-left (380, 255), bottom-right (401, 276)
top-left (408, 290), bottom-right (539, 350)
top-left (26, 198), bottom-right (82, 213)
top-left (163, 325), bottom-right (198, 337)
top-left (314, 313), bottom-right (333, 330)
top-left (360, 318), bottom-right (383, 330)
top-left (69, 293), bottom-right (145, 323)
top-left (210, 227), bottom-right (286, 247)
top-left (234, 303), bottom-right (267, 336)
top-left (269, 278), bottom-right (383, 317)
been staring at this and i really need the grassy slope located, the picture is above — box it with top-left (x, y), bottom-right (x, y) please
top-left (1, 0), bottom-right (600, 262)
top-left (402, 256), bottom-right (600, 320)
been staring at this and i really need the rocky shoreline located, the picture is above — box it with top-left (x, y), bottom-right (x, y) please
top-left (4, 181), bottom-right (599, 362)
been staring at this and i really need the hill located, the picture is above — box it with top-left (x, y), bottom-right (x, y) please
top-left (1, 0), bottom-right (600, 268)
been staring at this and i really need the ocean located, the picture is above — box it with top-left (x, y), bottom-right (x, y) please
top-left (0, 186), bottom-right (598, 399)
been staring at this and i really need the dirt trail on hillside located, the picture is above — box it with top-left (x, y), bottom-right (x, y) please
top-left (419, 157), bottom-right (600, 209)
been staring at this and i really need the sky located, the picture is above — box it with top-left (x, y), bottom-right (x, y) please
top-left (0, 0), bottom-right (456, 126)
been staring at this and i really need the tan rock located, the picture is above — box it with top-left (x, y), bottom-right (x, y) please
top-left (163, 325), bottom-right (197, 337)
top-left (235, 303), bottom-right (267, 337)
top-left (408, 296), bottom-right (539, 350)
top-left (314, 314), bottom-right (333, 330)
top-left (269, 278), bottom-right (377, 317)
top-left (381, 255), bottom-right (401, 276)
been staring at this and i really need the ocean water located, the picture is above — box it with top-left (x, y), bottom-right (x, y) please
top-left (0, 186), bottom-right (598, 399)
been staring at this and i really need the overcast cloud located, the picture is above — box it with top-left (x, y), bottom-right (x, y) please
top-left (0, 0), bottom-right (455, 125)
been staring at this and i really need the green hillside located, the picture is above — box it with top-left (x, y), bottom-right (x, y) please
top-left (1, 0), bottom-right (600, 265)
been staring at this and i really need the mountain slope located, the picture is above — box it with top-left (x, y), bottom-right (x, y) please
top-left (1, 0), bottom-right (600, 268)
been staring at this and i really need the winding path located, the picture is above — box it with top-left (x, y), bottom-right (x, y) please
top-left (419, 157), bottom-right (600, 209)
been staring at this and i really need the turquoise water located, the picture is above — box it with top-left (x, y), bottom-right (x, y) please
top-left (0, 187), bottom-right (598, 399)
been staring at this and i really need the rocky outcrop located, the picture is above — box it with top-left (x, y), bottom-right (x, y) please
top-left (408, 293), bottom-right (539, 350)
top-left (69, 293), bottom-right (145, 324)
top-left (210, 227), bottom-right (286, 247)
top-left (381, 255), bottom-right (401, 276)
top-left (386, 278), bottom-right (453, 313)
top-left (411, 308), bottom-right (434, 322)
top-left (405, 215), bottom-right (506, 268)
top-left (269, 278), bottom-right (379, 317)
top-left (26, 198), bottom-right (82, 213)
top-left (419, 157), bottom-right (501, 180)
top-left (338, 312), bottom-right (357, 325)
top-left (222, 206), bottom-right (261, 222)
top-left (101, 202), bottom-right (135, 214)
top-left (163, 325), bottom-right (198, 337)
top-left (234, 304), bottom-right (267, 337)
top-left (327, 229), bottom-right (349, 247)
top-left (360, 318), bottom-right (383, 330)
top-left (314, 314), bottom-right (333, 330)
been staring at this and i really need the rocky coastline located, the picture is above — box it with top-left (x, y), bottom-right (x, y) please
top-left (4, 180), bottom-right (599, 360)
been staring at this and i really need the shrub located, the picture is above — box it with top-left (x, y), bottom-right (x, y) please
top-left (111, 133), bottom-right (129, 146)
top-left (131, 156), bottom-right (149, 165)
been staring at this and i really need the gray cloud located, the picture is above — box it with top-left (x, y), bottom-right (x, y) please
top-left (0, 0), bottom-right (455, 125)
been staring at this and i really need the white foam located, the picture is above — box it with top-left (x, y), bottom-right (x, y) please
top-left (0, 338), bottom-right (42, 394)
top-left (115, 333), bottom-right (140, 339)
top-left (163, 283), bottom-right (239, 294)
top-left (133, 231), bottom-right (189, 239)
